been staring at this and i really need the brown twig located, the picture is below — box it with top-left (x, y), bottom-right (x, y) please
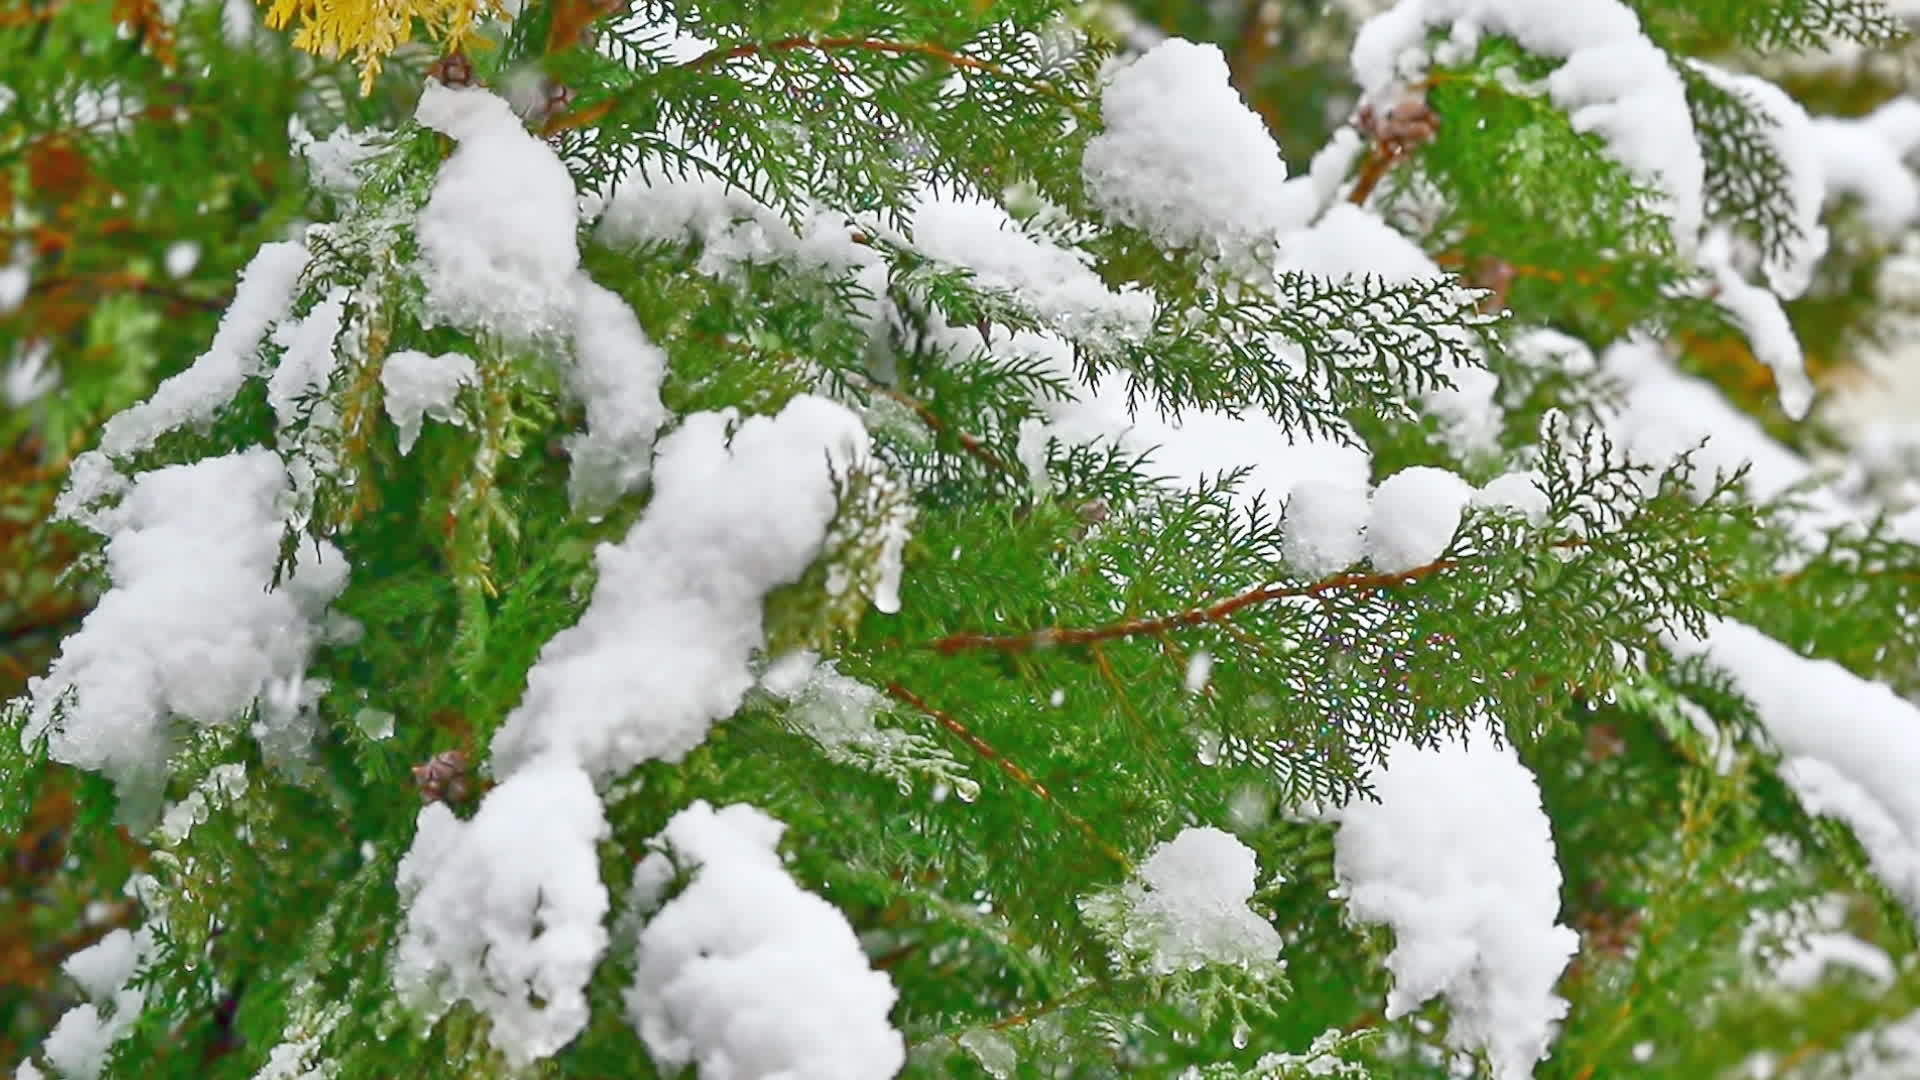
top-left (1346, 146), bottom-right (1397, 205)
top-left (931, 557), bottom-right (1462, 656)
top-left (884, 682), bottom-right (1132, 872)
top-left (1228, 1), bottom-right (1285, 136)
top-left (864, 380), bottom-right (1021, 481)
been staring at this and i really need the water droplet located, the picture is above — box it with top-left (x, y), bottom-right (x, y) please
top-left (953, 778), bottom-right (981, 803)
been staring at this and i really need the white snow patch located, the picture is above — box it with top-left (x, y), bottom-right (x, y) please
top-left (393, 756), bottom-right (610, 1067)
top-left (562, 278), bottom-right (669, 513)
top-left (90, 240), bottom-right (310, 461)
top-left (1472, 471), bottom-right (1550, 524)
top-left (624, 800), bottom-right (904, 1080)
top-left (24, 451), bottom-right (347, 816)
top-left (489, 396), bottom-right (870, 785)
top-left (267, 287), bottom-right (350, 431)
top-left (1331, 732), bottom-right (1577, 1080)
top-left (1809, 98), bottom-right (1920, 233)
top-left (908, 195), bottom-right (1156, 348)
top-left (1667, 619), bottom-right (1920, 917)
top-left (414, 84), bottom-right (580, 340)
top-left (1365, 466), bottom-right (1473, 573)
top-left (380, 350), bottom-right (477, 455)
top-left (1688, 64), bottom-right (1828, 300)
top-left (1353, 0), bottom-right (1704, 246)
top-left (1080, 825), bottom-right (1284, 975)
top-left (1082, 39), bottom-right (1311, 266)
top-left (4, 340), bottom-right (57, 407)
top-left (41, 928), bottom-right (154, 1080)
top-left (1699, 228), bottom-right (1813, 420)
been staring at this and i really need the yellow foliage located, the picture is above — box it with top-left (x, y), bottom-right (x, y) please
top-left (259, 0), bottom-right (506, 92)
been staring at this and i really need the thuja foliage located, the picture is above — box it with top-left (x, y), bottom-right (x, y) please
top-left (6, 0), bottom-right (1920, 1078)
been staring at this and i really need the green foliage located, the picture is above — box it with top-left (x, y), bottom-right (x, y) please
top-left (12, 1), bottom-right (1920, 1079)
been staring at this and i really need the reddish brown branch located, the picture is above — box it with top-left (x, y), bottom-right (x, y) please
top-left (884, 682), bottom-right (1131, 871)
top-left (1347, 146), bottom-right (1398, 205)
top-left (1228, 2), bottom-right (1284, 136)
top-left (931, 558), bottom-right (1461, 656)
top-left (867, 381), bottom-right (1019, 481)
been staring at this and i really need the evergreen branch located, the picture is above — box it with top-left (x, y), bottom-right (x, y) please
top-left (884, 681), bottom-right (1133, 872)
top-left (684, 35), bottom-right (1006, 77)
top-left (862, 380), bottom-right (1021, 482)
top-left (930, 558), bottom-right (1465, 656)
top-left (548, 32), bottom-right (1089, 135)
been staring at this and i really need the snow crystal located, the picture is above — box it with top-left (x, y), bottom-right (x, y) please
top-left (624, 800), bottom-right (904, 1080)
top-left (1082, 39), bottom-right (1308, 265)
top-left (1184, 650), bottom-right (1214, 694)
top-left (23, 450), bottom-right (348, 816)
top-left (156, 763), bottom-right (250, 847)
top-left (380, 349), bottom-right (476, 455)
top-left (41, 928), bottom-right (152, 1080)
top-left (1353, 0), bottom-right (1704, 245)
top-left (251, 1037), bottom-right (333, 1080)
top-left (489, 396), bottom-right (870, 785)
top-left (1666, 620), bottom-right (1920, 916)
top-left (1081, 826), bottom-right (1284, 975)
top-left (1365, 466), bottom-right (1473, 574)
top-left (297, 122), bottom-right (386, 198)
top-left (563, 278), bottom-right (669, 513)
top-left (414, 84), bottom-right (580, 341)
top-left (1332, 733), bottom-right (1577, 1080)
top-left (92, 240), bottom-right (310, 460)
top-left (393, 756), bottom-right (610, 1067)
top-left (908, 195), bottom-right (1156, 347)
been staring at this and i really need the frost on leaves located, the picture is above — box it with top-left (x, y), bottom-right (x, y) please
top-left (393, 756), bottom-right (610, 1067)
top-left (624, 800), bottom-right (905, 1080)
